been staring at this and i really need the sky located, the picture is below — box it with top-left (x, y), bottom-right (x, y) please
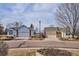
top-left (0, 3), bottom-right (59, 30)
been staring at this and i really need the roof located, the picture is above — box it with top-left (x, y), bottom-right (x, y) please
top-left (19, 25), bottom-right (29, 29)
top-left (44, 27), bottom-right (57, 31)
top-left (44, 27), bottom-right (65, 32)
top-left (6, 25), bottom-right (29, 30)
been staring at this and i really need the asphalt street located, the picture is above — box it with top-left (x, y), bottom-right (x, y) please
top-left (4, 40), bottom-right (79, 49)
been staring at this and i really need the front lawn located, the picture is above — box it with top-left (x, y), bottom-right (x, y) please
top-left (7, 48), bottom-right (36, 56)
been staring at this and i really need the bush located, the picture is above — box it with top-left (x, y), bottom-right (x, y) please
top-left (74, 36), bottom-right (79, 40)
top-left (31, 35), bottom-right (44, 40)
top-left (58, 37), bottom-right (79, 41)
top-left (59, 37), bottom-right (69, 40)
top-left (31, 37), bottom-right (43, 40)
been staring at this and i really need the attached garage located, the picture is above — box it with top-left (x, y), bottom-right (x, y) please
top-left (44, 27), bottom-right (57, 38)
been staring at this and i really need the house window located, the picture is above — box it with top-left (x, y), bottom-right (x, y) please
top-left (66, 31), bottom-right (71, 35)
top-left (9, 30), bottom-right (13, 35)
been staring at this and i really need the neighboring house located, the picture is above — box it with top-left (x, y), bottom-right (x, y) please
top-left (5, 28), bottom-right (16, 36)
top-left (6, 25), bottom-right (35, 38)
top-left (44, 27), bottom-right (67, 38)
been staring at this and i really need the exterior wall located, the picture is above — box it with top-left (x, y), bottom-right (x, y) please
top-left (30, 29), bottom-right (34, 36)
top-left (46, 31), bottom-right (56, 35)
top-left (63, 32), bottom-right (72, 38)
top-left (7, 29), bottom-right (16, 36)
top-left (45, 31), bottom-right (56, 38)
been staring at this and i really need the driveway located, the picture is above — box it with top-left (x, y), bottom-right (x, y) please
top-left (44, 36), bottom-right (61, 41)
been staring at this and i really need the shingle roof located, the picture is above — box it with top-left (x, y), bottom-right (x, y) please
top-left (44, 27), bottom-right (57, 31)
top-left (44, 27), bottom-right (65, 32)
top-left (19, 25), bottom-right (29, 29)
top-left (7, 25), bottom-right (29, 30)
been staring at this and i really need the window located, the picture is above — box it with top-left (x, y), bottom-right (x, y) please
top-left (9, 30), bottom-right (13, 35)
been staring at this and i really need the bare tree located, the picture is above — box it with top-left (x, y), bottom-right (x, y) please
top-left (0, 24), bottom-right (4, 35)
top-left (56, 3), bottom-right (79, 38)
top-left (7, 21), bottom-right (22, 37)
top-left (29, 24), bottom-right (34, 37)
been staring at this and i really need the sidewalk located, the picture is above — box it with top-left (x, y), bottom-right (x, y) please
top-left (36, 52), bottom-right (43, 56)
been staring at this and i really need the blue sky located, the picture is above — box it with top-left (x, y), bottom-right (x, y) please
top-left (0, 3), bottom-right (59, 30)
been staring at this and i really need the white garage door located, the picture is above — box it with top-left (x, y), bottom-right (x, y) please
top-left (18, 32), bottom-right (29, 37)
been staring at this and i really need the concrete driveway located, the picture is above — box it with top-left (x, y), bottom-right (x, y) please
top-left (44, 36), bottom-right (60, 41)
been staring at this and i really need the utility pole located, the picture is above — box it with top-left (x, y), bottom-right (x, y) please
top-left (39, 20), bottom-right (41, 33)
top-left (39, 20), bottom-right (42, 39)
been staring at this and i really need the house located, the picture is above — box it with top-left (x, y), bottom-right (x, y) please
top-left (44, 27), bottom-right (66, 38)
top-left (5, 25), bottom-right (35, 39)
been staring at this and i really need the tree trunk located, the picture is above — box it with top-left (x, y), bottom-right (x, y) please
top-left (72, 29), bottom-right (75, 38)
top-left (29, 29), bottom-right (31, 37)
top-left (72, 33), bottom-right (74, 38)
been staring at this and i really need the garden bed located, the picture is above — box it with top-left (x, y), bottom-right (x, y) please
top-left (59, 37), bottom-right (79, 41)
top-left (37, 48), bottom-right (72, 56)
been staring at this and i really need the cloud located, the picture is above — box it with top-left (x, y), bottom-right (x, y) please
top-left (0, 3), bottom-right (59, 30)
top-left (32, 3), bottom-right (58, 12)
